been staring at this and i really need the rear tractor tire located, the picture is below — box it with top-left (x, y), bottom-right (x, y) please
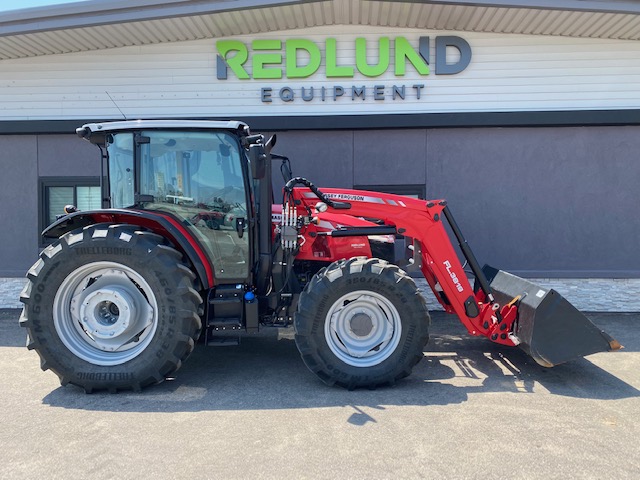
top-left (20, 224), bottom-right (202, 393)
top-left (294, 257), bottom-right (430, 389)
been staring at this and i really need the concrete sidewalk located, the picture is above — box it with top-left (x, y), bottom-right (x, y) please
top-left (3, 276), bottom-right (640, 311)
top-left (0, 278), bottom-right (25, 309)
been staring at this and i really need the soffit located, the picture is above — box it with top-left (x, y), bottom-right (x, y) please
top-left (1, 0), bottom-right (640, 60)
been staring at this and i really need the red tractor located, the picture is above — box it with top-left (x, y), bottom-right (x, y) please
top-left (20, 120), bottom-right (620, 393)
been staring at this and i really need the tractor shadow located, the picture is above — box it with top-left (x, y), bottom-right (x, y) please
top-left (42, 312), bottom-right (640, 413)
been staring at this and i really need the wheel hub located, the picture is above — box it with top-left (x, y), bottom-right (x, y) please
top-left (98, 301), bottom-right (120, 325)
top-left (325, 291), bottom-right (402, 367)
top-left (349, 312), bottom-right (374, 338)
top-left (55, 262), bottom-right (158, 365)
top-left (79, 287), bottom-right (133, 339)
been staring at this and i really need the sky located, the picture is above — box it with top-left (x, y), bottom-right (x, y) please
top-left (0, 0), bottom-right (90, 13)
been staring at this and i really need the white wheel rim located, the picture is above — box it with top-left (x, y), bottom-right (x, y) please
top-left (53, 261), bottom-right (158, 366)
top-left (324, 290), bottom-right (402, 367)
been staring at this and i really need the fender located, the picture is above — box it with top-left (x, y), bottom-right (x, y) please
top-left (42, 209), bottom-right (214, 289)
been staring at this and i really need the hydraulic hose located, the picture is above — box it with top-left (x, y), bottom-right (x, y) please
top-left (283, 177), bottom-right (351, 210)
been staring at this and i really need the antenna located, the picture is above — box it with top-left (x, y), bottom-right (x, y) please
top-left (105, 91), bottom-right (127, 120)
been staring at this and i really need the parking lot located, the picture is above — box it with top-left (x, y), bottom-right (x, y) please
top-left (1, 309), bottom-right (638, 479)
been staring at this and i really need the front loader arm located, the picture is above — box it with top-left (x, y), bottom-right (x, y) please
top-left (290, 187), bottom-right (518, 346)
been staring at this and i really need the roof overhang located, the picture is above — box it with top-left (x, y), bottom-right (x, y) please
top-left (1, 0), bottom-right (640, 60)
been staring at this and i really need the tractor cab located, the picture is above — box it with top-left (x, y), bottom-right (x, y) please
top-left (78, 120), bottom-right (256, 284)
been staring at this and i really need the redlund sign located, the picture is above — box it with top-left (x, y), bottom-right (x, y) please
top-left (216, 36), bottom-right (472, 103)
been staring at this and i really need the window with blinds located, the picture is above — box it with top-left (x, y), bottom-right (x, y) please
top-left (47, 186), bottom-right (74, 226)
top-left (77, 186), bottom-right (101, 211)
top-left (40, 178), bottom-right (101, 243)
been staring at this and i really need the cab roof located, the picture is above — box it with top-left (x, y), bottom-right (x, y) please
top-left (77, 120), bottom-right (250, 143)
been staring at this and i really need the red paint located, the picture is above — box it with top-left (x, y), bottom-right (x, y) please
top-left (84, 210), bottom-right (215, 288)
top-left (289, 187), bottom-right (517, 347)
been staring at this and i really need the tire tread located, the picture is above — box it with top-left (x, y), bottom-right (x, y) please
top-left (19, 224), bottom-right (202, 393)
top-left (295, 258), bottom-right (430, 390)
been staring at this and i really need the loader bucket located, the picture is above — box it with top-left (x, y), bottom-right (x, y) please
top-left (481, 266), bottom-right (621, 367)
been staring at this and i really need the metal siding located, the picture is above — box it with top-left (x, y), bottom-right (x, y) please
top-left (1, 27), bottom-right (639, 120)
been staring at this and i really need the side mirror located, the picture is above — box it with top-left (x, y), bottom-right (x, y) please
top-left (248, 143), bottom-right (266, 179)
top-left (248, 134), bottom-right (276, 180)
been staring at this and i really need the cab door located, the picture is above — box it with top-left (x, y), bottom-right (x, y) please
top-left (136, 130), bottom-right (250, 282)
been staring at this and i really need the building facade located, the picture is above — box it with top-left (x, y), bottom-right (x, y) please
top-left (1, 0), bottom-right (639, 286)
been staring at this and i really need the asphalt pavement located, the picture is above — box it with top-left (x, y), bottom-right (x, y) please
top-left (1, 309), bottom-right (638, 480)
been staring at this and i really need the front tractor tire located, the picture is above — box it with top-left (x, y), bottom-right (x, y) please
top-left (294, 258), bottom-right (430, 389)
top-left (20, 225), bottom-right (202, 393)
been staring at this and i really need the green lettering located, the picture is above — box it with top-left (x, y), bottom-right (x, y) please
top-left (286, 39), bottom-right (321, 78)
top-left (252, 40), bottom-right (283, 79)
top-left (395, 37), bottom-right (430, 76)
top-left (216, 40), bottom-right (250, 80)
top-left (326, 38), bottom-right (354, 78)
top-left (355, 37), bottom-right (389, 77)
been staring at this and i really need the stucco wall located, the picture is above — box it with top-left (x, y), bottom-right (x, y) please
top-left (0, 134), bottom-right (98, 276)
top-left (270, 124), bottom-right (640, 277)
top-left (1, 125), bottom-right (638, 277)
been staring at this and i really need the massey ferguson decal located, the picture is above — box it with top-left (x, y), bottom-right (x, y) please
top-left (303, 192), bottom-right (385, 204)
